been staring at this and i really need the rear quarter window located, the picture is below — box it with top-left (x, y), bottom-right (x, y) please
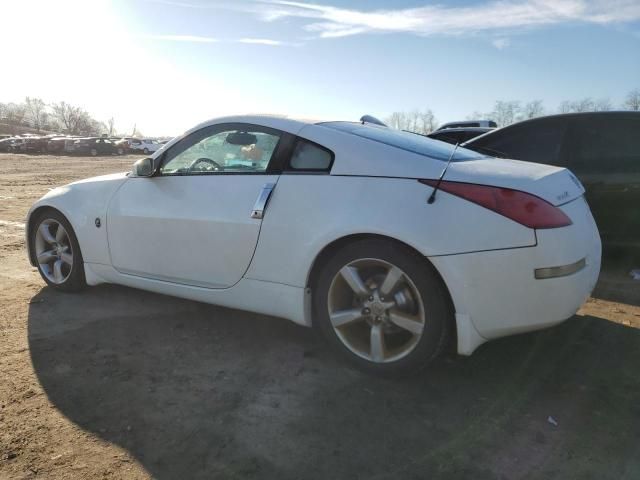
top-left (289, 139), bottom-right (333, 171)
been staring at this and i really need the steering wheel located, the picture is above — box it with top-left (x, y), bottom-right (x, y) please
top-left (189, 157), bottom-right (223, 172)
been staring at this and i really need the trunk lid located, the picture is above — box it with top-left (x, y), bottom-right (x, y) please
top-left (444, 157), bottom-right (585, 206)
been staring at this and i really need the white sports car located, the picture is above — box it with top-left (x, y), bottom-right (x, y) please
top-left (26, 115), bottom-right (601, 374)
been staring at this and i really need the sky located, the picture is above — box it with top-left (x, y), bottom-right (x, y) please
top-left (1, 0), bottom-right (639, 136)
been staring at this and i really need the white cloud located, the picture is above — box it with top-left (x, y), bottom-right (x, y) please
top-left (492, 38), bottom-right (511, 49)
top-left (252, 0), bottom-right (640, 39)
top-left (138, 34), bottom-right (219, 43)
top-left (238, 37), bottom-right (284, 45)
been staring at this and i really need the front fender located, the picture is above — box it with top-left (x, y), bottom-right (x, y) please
top-left (26, 173), bottom-right (129, 266)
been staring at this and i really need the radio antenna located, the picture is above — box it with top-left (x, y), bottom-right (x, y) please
top-left (427, 142), bottom-right (460, 204)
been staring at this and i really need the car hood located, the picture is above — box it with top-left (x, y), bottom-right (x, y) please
top-left (36, 172), bottom-right (130, 205)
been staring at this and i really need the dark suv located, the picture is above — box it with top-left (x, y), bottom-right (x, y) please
top-left (464, 111), bottom-right (640, 248)
top-left (71, 137), bottom-right (120, 156)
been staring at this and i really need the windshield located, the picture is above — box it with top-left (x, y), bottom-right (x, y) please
top-left (321, 122), bottom-right (484, 161)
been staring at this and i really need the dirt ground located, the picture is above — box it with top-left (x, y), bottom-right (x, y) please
top-left (1, 153), bottom-right (639, 480)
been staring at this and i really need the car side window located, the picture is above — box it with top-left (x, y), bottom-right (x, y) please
top-left (569, 116), bottom-right (640, 174)
top-left (160, 125), bottom-right (281, 175)
top-left (288, 139), bottom-right (333, 171)
top-left (474, 119), bottom-right (568, 166)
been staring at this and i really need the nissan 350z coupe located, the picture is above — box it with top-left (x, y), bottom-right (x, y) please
top-left (26, 115), bottom-right (601, 374)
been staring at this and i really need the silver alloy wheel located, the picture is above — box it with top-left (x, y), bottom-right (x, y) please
top-left (90, 148), bottom-right (97, 156)
top-left (34, 219), bottom-right (73, 284)
top-left (327, 258), bottom-right (426, 363)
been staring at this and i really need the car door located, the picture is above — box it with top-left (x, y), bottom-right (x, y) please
top-left (107, 123), bottom-right (286, 288)
top-left (565, 113), bottom-right (640, 246)
top-left (101, 139), bottom-right (114, 154)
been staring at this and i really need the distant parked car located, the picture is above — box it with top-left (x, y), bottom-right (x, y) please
top-left (428, 127), bottom-right (494, 145)
top-left (0, 134), bottom-right (11, 140)
top-left (71, 137), bottom-right (121, 156)
top-left (464, 111), bottom-right (640, 248)
top-left (47, 137), bottom-right (76, 154)
top-left (0, 138), bottom-right (15, 152)
top-left (436, 120), bottom-right (497, 130)
top-left (109, 138), bottom-right (129, 155)
top-left (24, 137), bottom-right (49, 154)
top-left (128, 138), bottom-right (161, 155)
top-left (8, 138), bottom-right (27, 153)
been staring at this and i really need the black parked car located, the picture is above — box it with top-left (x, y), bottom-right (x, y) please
top-left (23, 137), bottom-right (49, 153)
top-left (0, 138), bottom-right (14, 152)
top-left (464, 111), bottom-right (640, 248)
top-left (71, 137), bottom-right (121, 156)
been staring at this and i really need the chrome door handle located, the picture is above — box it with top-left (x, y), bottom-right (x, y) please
top-left (250, 183), bottom-right (276, 219)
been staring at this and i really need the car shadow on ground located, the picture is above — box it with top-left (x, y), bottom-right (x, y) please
top-left (593, 251), bottom-right (640, 307)
top-left (28, 284), bottom-right (640, 480)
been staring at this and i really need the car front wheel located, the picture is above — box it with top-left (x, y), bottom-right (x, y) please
top-left (314, 238), bottom-right (452, 375)
top-left (30, 210), bottom-right (86, 292)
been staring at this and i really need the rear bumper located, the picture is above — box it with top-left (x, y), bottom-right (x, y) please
top-left (430, 197), bottom-right (601, 355)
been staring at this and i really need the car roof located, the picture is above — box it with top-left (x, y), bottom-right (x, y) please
top-left (463, 110), bottom-right (640, 146)
top-left (193, 114), bottom-right (330, 136)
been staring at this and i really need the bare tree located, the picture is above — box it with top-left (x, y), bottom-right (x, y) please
top-left (624, 88), bottom-right (640, 111)
top-left (491, 100), bottom-right (520, 127)
top-left (385, 109), bottom-right (438, 134)
top-left (52, 101), bottom-right (85, 134)
top-left (559, 98), bottom-right (596, 113)
top-left (107, 117), bottom-right (115, 136)
top-left (4, 103), bottom-right (26, 125)
top-left (521, 100), bottom-right (545, 119)
top-left (24, 97), bottom-right (47, 131)
top-left (417, 110), bottom-right (438, 134)
top-left (465, 111), bottom-right (487, 121)
top-left (558, 100), bottom-right (573, 113)
top-left (594, 98), bottom-right (612, 112)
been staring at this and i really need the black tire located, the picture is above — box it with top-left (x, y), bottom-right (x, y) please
top-left (313, 238), bottom-right (453, 375)
top-left (30, 209), bottom-right (86, 292)
top-left (143, 148), bottom-right (150, 155)
top-left (90, 148), bottom-right (98, 157)
top-left (117, 147), bottom-right (124, 155)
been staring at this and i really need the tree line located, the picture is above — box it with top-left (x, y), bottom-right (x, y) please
top-left (386, 88), bottom-right (640, 135)
top-left (0, 97), bottom-right (137, 137)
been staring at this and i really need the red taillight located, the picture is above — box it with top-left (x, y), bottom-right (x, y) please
top-left (419, 179), bottom-right (572, 229)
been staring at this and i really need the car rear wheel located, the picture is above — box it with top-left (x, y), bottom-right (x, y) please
top-left (313, 238), bottom-right (452, 375)
top-left (30, 210), bottom-right (86, 292)
top-left (90, 148), bottom-right (98, 157)
top-left (117, 147), bottom-right (124, 155)
top-left (143, 148), bottom-right (150, 155)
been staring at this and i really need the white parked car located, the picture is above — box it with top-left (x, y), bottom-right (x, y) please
top-left (26, 115), bottom-right (601, 374)
top-left (129, 138), bottom-right (161, 155)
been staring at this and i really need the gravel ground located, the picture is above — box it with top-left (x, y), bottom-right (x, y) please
top-left (1, 153), bottom-right (639, 480)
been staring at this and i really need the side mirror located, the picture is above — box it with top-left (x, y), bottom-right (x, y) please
top-left (132, 157), bottom-right (155, 177)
